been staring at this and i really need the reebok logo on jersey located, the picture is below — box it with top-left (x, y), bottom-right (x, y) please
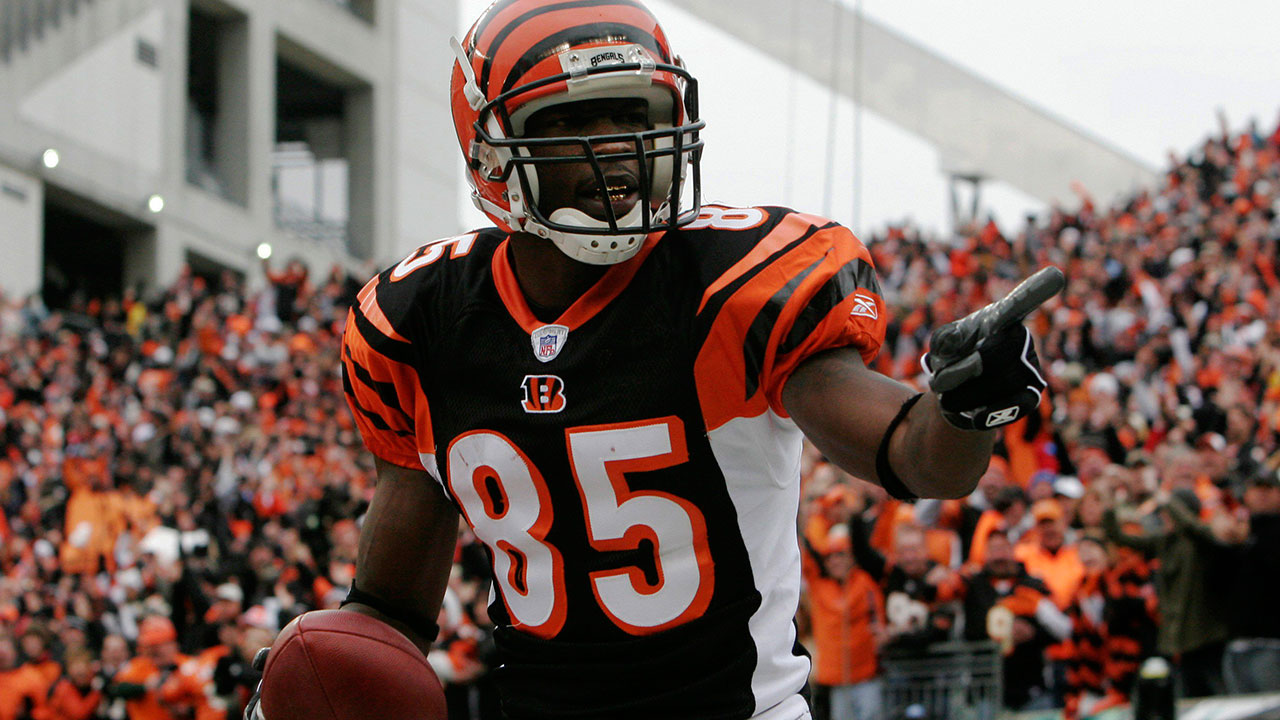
top-left (521, 375), bottom-right (566, 414)
top-left (850, 292), bottom-right (879, 321)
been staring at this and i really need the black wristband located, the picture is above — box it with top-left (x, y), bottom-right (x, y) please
top-left (341, 583), bottom-right (441, 643)
top-left (876, 393), bottom-right (924, 501)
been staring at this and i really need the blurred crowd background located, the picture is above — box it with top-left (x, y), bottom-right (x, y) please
top-left (0, 113), bottom-right (1278, 720)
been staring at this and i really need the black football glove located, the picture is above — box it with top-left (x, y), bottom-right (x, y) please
top-left (243, 647), bottom-right (270, 720)
top-left (922, 267), bottom-right (1063, 431)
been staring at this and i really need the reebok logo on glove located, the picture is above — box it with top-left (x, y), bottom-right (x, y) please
top-left (986, 407), bottom-right (1020, 427)
top-left (922, 267), bottom-right (1063, 431)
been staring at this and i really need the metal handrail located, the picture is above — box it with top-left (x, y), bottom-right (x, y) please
top-left (881, 641), bottom-right (1005, 720)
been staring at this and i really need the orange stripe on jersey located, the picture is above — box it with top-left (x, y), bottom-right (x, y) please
top-left (342, 308), bottom-right (435, 470)
top-left (345, 308), bottom-right (421, 418)
top-left (491, 233), bottom-right (664, 334)
top-left (356, 275), bottom-right (410, 344)
top-left (695, 222), bottom-right (885, 432)
top-left (766, 233), bottom-right (885, 415)
top-left (766, 270), bottom-right (887, 416)
top-left (697, 211), bottom-right (833, 314)
top-left (343, 320), bottom-right (416, 433)
top-left (695, 241), bottom-right (826, 431)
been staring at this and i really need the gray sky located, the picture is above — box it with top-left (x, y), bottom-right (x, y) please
top-left (458, 0), bottom-right (1280, 238)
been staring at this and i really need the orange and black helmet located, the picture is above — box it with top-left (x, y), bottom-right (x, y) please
top-left (451, 0), bottom-right (704, 264)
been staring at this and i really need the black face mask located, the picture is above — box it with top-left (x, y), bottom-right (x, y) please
top-left (471, 59), bottom-right (705, 238)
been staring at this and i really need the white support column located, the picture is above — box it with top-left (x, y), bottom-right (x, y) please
top-left (0, 165), bottom-right (43, 301)
top-left (161, 0), bottom-right (189, 201)
top-left (246, 4), bottom-right (276, 231)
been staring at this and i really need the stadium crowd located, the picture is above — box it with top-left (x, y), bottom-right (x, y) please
top-left (0, 113), bottom-right (1277, 720)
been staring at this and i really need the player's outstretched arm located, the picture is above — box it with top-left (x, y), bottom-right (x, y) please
top-left (784, 268), bottom-right (1061, 499)
top-left (783, 352), bottom-right (994, 498)
top-left (343, 458), bottom-right (461, 656)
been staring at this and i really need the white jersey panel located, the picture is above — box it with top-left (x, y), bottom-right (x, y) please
top-left (707, 409), bottom-right (810, 716)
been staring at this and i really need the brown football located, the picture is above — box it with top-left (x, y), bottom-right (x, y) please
top-left (260, 609), bottom-right (447, 720)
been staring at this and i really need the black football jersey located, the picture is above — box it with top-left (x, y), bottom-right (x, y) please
top-left (341, 205), bottom-right (887, 719)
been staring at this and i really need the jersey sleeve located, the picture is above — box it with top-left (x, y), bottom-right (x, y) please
top-left (341, 273), bottom-right (435, 473)
top-left (764, 219), bottom-right (887, 407)
top-left (694, 211), bottom-right (887, 428)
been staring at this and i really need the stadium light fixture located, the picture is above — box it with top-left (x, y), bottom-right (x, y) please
top-left (257, 242), bottom-right (273, 260)
top-left (41, 149), bottom-right (60, 169)
top-left (147, 194), bottom-right (165, 213)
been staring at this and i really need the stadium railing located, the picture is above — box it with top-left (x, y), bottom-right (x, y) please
top-left (881, 641), bottom-right (1004, 720)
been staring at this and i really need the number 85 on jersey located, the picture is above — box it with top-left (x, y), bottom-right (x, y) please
top-left (445, 416), bottom-right (714, 637)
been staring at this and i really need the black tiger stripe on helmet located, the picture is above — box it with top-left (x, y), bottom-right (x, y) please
top-left (474, 0), bottom-right (657, 94)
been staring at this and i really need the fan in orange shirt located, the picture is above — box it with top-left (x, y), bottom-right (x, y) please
top-left (16, 626), bottom-right (60, 697)
top-left (0, 634), bottom-right (47, 720)
top-left (113, 617), bottom-right (189, 720)
top-left (59, 457), bottom-right (127, 576)
top-left (1015, 500), bottom-right (1085, 609)
top-left (969, 485), bottom-right (1031, 567)
top-left (33, 648), bottom-right (102, 720)
top-left (157, 645), bottom-right (230, 720)
top-left (804, 527), bottom-right (885, 720)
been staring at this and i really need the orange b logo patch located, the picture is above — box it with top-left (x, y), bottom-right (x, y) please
top-left (521, 375), bottom-right (566, 414)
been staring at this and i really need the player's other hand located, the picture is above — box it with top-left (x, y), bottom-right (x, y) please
top-left (922, 267), bottom-right (1063, 431)
top-left (242, 647), bottom-right (269, 720)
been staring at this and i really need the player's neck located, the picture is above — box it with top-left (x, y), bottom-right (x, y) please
top-left (508, 232), bottom-right (607, 320)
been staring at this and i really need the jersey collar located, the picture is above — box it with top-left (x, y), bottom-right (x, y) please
top-left (491, 233), bottom-right (664, 334)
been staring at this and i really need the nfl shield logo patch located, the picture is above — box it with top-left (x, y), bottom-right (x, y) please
top-left (530, 324), bottom-right (569, 363)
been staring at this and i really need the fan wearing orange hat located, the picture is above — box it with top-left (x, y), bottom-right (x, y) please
top-left (112, 616), bottom-right (189, 720)
top-left (1015, 500), bottom-right (1085, 610)
top-left (803, 525), bottom-right (885, 720)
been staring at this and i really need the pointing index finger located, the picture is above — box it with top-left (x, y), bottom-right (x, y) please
top-left (981, 266), bottom-right (1066, 336)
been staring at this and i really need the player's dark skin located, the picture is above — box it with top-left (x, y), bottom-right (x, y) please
top-left (343, 98), bottom-right (997, 655)
top-left (508, 97), bottom-right (649, 314)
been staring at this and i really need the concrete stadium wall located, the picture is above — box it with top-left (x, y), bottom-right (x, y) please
top-left (19, 8), bottom-right (165, 177)
top-left (0, 0), bottom-right (461, 300)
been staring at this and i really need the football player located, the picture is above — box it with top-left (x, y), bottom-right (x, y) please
top-left (252, 1), bottom-right (1056, 718)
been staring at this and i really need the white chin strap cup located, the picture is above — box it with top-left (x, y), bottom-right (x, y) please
top-left (537, 206), bottom-right (653, 265)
